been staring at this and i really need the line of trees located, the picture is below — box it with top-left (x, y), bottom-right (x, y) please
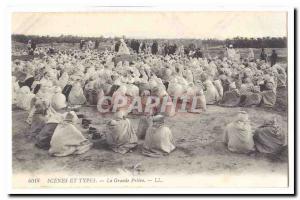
top-left (225, 37), bottom-right (287, 48)
top-left (11, 34), bottom-right (108, 45)
top-left (11, 34), bottom-right (287, 48)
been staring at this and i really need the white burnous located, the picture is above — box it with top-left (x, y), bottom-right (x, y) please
top-left (117, 39), bottom-right (131, 55)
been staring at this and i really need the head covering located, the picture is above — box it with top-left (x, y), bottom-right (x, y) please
top-left (123, 61), bottom-right (129, 67)
top-left (116, 61), bottom-right (123, 67)
top-left (19, 86), bottom-right (31, 94)
top-left (108, 119), bottom-right (117, 126)
top-left (200, 72), bottom-right (209, 82)
top-left (152, 86), bottom-right (167, 97)
top-left (64, 111), bottom-right (77, 123)
top-left (265, 81), bottom-right (275, 91)
top-left (140, 89), bottom-right (149, 96)
top-left (114, 110), bottom-right (127, 120)
top-left (51, 93), bottom-right (67, 110)
top-left (236, 111), bottom-right (249, 122)
top-left (186, 87), bottom-right (196, 96)
top-left (153, 114), bottom-right (165, 123)
top-left (263, 117), bottom-right (279, 128)
top-left (244, 77), bottom-right (252, 84)
top-left (116, 85), bottom-right (127, 95)
top-left (54, 86), bottom-right (62, 93)
top-left (229, 82), bottom-right (237, 90)
top-left (34, 98), bottom-right (50, 114)
top-left (253, 86), bottom-right (261, 93)
top-left (195, 87), bottom-right (204, 96)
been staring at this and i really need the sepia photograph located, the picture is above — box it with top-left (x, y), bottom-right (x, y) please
top-left (8, 9), bottom-right (295, 194)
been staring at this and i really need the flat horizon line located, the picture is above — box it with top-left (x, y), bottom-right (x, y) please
top-left (11, 33), bottom-right (287, 40)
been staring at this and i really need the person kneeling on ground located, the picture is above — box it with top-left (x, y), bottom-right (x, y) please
top-left (49, 111), bottom-right (92, 157)
top-left (68, 81), bottom-right (86, 106)
top-left (253, 117), bottom-right (287, 155)
top-left (28, 98), bottom-right (49, 138)
top-left (106, 111), bottom-right (138, 154)
top-left (35, 91), bottom-right (68, 150)
top-left (136, 114), bottom-right (153, 139)
top-left (219, 82), bottom-right (241, 107)
top-left (203, 79), bottom-right (220, 105)
top-left (16, 86), bottom-right (35, 111)
top-left (142, 114), bottom-right (176, 157)
top-left (223, 111), bottom-right (255, 154)
top-left (260, 78), bottom-right (277, 108)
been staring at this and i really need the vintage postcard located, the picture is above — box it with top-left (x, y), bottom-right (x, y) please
top-left (8, 7), bottom-right (295, 194)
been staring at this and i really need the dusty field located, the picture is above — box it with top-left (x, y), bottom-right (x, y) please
top-left (12, 103), bottom-right (288, 177)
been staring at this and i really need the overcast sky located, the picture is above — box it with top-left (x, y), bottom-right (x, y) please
top-left (12, 12), bottom-right (287, 39)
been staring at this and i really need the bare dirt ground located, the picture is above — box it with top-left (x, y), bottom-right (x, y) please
top-left (12, 94), bottom-right (288, 177)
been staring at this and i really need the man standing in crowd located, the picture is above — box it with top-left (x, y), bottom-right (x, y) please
top-left (260, 48), bottom-right (268, 62)
top-left (80, 40), bottom-right (85, 50)
top-left (151, 41), bottom-right (158, 55)
top-left (27, 39), bottom-right (36, 56)
top-left (270, 49), bottom-right (278, 66)
top-left (27, 40), bottom-right (32, 51)
top-left (94, 40), bottom-right (99, 49)
top-left (193, 48), bottom-right (203, 58)
top-left (226, 44), bottom-right (236, 60)
top-left (114, 40), bottom-right (121, 52)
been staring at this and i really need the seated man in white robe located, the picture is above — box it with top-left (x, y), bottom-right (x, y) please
top-left (248, 48), bottom-right (255, 61)
top-left (16, 86), bottom-right (35, 111)
top-left (142, 115), bottom-right (176, 157)
top-left (28, 98), bottom-right (49, 138)
top-left (35, 107), bottom-right (62, 150)
top-left (35, 74), bottom-right (55, 102)
top-left (136, 114), bottom-right (153, 139)
top-left (12, 76), bottom-right (20, 105)
top-left (106, 111), bottom-right (138, 154)
top-left (260, 78), bottom-right (277, 108)
top-left (203, 79), bottom-right (220, 104)
top-left (51, 88), bottom-right (68, 111)
top-left (219, 82), bottom-right (241, 107)
top-left (213, 79), bottom-right (223, 99)
top-left (194, 88), bottom-right (207, 111)
top-left (68, 82), bottom-right (86, 105)
top-left (49, 111), bottom-right (92, 157)
top-left (27, 86), bottom-right (63, 125)
top-left (223, 111), bottom-right (255, 154)
top-left (117, 39), bottom-right (130, 56)
top-left (226, 45), bottom-right (236, 60)
top-left (253, 117), bottom-right (287, 155)
top-left (58, 72), bottom-right (69, 89)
